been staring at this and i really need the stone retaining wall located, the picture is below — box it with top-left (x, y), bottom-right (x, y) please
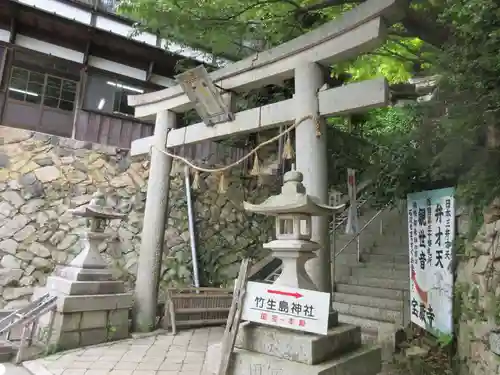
top-left (0, 126), bottom-right (275, 309)
top-left (456, 204), bottom-right (500, 375)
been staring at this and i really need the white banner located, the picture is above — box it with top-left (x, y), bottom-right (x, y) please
top-left (407, 188), bottom-right (455, 336)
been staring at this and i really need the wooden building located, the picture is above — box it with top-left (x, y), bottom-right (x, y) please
top-left (0, 0), bottom-right (227, 149)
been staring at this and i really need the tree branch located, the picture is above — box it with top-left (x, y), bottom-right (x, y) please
top-left (172, 0), bottom-right (300, 22)
top-left (295, 0), bottom-right (363, 14)
top-left (401, 7), bottom-right (450, 48)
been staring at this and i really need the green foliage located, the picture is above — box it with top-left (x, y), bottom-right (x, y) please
top-left (121, 0), bottom-right (500, 210)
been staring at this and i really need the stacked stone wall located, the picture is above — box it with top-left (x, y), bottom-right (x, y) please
top-left (0, 126), bottom-right (274, 309)
top-left (456, 206), bottom-right (500, 375)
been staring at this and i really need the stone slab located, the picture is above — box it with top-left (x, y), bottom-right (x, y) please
top-left (207, 343), bottom-right (382, 375)
top-left (80, 327), bottom-right (108, 346)
top-left (46, 275), bottom-right (125, 295)
top-left (490, 331), bottom-right (500, 356)
top-left (55, 266), bottom-right (113, 281)
top-left (235, 322), bottom-right (361, 365)
top-left (56, 293), bottom-right (134, 313)
top-left (80, 310), bottom-right (107, 330)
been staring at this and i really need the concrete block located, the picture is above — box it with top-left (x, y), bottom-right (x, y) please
top-left (55, 266), bottom-right (113, 281)
top-left (107, 309), bottom-right (129, 327)
top-left (207, 343), bottom-right (382, 375)
top-left (54, 312), bottom-right (82, 332)
top-left (80, 311), bottom-right (107, 330)
top-left (56, 293), bottom-right (134, 313)
top-left (80, 328), bottom-right (107, 346)
top-left (235, 323), bottom-right (361, 365)
top-left (58, 331), bottom-right (81, 350)
top-left (333, 302), bottom-right (402, 324)
top-left (107, 324), bottom-right (129, 341)
top-left (46, 276), bottom-right (125, 295)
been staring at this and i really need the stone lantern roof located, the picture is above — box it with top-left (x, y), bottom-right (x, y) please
top-left (68, 191), bottom-right (126, 220)
top-left (243, 170), bottom-right (345, 216)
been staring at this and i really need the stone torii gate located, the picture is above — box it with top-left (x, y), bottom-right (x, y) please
top-left (128, 0), bottom-right (405, 332)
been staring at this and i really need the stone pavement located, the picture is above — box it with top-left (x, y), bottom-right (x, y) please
top-left (18, 326), bottom-right (404, 375)
top-left (22, 327), bottom-right (224, 375)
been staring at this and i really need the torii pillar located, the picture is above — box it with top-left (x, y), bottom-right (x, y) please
top-left (294, 62), bottom-right (330, 292)
top-left (133, 110), bottom-right (176, 332)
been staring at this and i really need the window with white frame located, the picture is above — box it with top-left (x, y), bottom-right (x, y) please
top-left (8, 66), bottom-right (77, 111)
top-left (83, 73), bottom-right (145, 116)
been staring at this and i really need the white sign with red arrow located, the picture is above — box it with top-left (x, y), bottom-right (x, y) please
top-left (241, 281), bottom-right (331, 335)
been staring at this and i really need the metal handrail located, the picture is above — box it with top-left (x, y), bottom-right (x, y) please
top-left (333, 203), bottom-right (390, 259)
top-left (331, 198), bottom-right (369, 232)
top-left (330, 201), bottom-right (391, 295)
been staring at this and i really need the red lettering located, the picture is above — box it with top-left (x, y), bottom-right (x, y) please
top-left (272, 315), bottom-right (278, 323)
top-left (260, 312), bottom-right (268, 321)
top-left (289, 318), bottom-right (294, 325)
top-left (299, 320), bottom-right (306, 327)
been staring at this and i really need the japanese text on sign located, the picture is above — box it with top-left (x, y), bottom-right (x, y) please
top-left (241, 281), bottom-right (331, 335)
top-left (407, 188), bottom-right (455, 336)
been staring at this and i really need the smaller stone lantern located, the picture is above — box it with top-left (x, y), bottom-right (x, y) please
top-left (39, 191), bottom-right (134, 351)
top-left (243, 170), bottom-right (344, 291)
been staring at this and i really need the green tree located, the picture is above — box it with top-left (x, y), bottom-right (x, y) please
top-left (120, 0), bottom-right (500, 208)
top-left (118, 0), bottom-right (434, 76)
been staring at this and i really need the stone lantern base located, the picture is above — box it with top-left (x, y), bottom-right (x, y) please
top-left (34, 233), bottom-right (133, 351)
top-left (207, 321), bottom-right (381, 375)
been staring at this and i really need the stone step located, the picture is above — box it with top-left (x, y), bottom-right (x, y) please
top-left (337, 314), bottom-right (396, 336)
top-left (229, 345), bottom-right (382, 375)
top-left (336, 275), bottom-right (409, 291)
top-left (335, 283), bottom-right (406, 301)
top-left (335, 254), bottom-right (408, 270)
top-left (356, 261), bottom-right (408, 271)
top-left (337, 314), bottom-right (400, 363)
top-left (235, 322), bottom-right (362, 365)
top-left (333, 293), bottom-right (404, 311)
top-left (362, 253), bottom-right (409, 264)
top-left (366, 247), bottom-right (408, 256)
top-left (333, 302), bottom-right (403, 324)
top-left (351, 266), bottom-right (408, 280)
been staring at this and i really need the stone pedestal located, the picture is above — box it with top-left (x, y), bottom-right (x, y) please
top-left (207, 322), bottom-right (381, 375)
top-left (39, 232), bottom-right (133, 350)
top-left (36, 192), bottom-right (133, 351)
top-left (207, 170), bottom-right (381, 375)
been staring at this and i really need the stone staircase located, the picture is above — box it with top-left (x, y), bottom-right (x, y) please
top-left (333, 206), bottom-right (410, 358)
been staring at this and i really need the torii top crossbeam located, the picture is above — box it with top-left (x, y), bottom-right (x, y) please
top-left (128, 0), bottom-right (405, 156)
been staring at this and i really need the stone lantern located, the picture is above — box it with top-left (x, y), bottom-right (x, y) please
top-left (243, 170), bottom-right (344, 291)
top-left (58, 191), bottom-right (125, 280)
top-left (39, 191), bottom-right (134, 351)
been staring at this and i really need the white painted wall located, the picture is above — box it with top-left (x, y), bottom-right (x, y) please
top-left (88, 56), bottom-right (147, 81)
top-left (0, 33), bottom-right (175, 88)
top-left (16, 35), bottom-right (85, 63)
top-left (17, 0), bottom-right (93, 24)
top-left (15, 0), bottom-right (229, 66)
